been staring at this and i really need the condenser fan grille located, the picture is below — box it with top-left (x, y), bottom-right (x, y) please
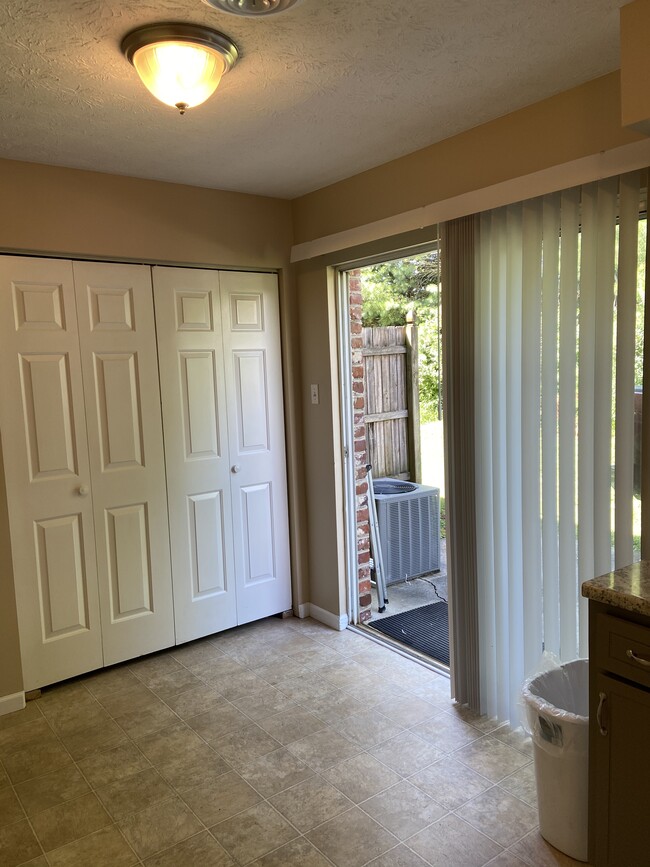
top-left (374, 480), bottom-right (440, 585)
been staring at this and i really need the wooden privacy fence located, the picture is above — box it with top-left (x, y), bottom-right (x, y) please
top-left (363, 317), bottom-right (420, 481)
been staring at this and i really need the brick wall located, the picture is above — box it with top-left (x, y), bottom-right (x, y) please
top-left (348, 270), bottom-right (372, 624)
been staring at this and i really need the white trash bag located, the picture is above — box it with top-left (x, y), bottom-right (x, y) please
top-left (521, 658), bottom-right (589, 862)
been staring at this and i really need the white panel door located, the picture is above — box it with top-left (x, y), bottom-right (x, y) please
top-left (0, 256), bottom-right (103, 690)
top-left (73, 261), bottom-right (175, 664)
top-left (152, 267), bottom-right (237, 643)
top-left (219, 271), bottom-right (292, 623)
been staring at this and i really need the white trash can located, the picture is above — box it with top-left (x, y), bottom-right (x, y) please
top-left (521, 659), bottom-right (589, 862)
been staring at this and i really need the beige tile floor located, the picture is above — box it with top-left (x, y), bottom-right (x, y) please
top-left (0, 616), bottom-right (590, 867)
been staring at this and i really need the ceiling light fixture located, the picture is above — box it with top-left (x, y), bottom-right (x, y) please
top-left (121, 23), bottom-right (238, 115)
top-left (202, 0), bottom-right (303, 16)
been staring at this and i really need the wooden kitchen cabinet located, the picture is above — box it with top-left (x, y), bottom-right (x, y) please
top-left (588, 600), bottom-right (650, 866)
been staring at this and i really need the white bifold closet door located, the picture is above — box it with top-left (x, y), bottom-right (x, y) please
top-left (0, 257), bottom-right (104, 690)
top-left (219, 270), bottom-right (291, 625)
top-left (72, 261), bottom-right (174, 665)
top-left (0, 256), bottom-right (175, 690)
top-left (152, 267), bottom-right (238, 643)
top-left (153, 267), bottom-right (291, 642)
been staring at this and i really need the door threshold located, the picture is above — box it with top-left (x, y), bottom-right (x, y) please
top-left (349, 623), bottom-right (450, 678)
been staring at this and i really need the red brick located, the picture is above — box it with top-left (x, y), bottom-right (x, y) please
top-left (358, 580), bottom-right (372, 595)
top-left (358, 550), bottom-right (370, 565)
top-left (351, 365), bottom-right (364, 380)
top-left (351, 322), bottom-right (362, 335)
top-left (359, 593), bottom-right (372, 608)
top-left (349, 292), bottom-right (363, 306)
top-left (353, 397), bottom-right (364, 410)
top-left (356, 482), bottom-right (368, 497)
top-left (352, 381), bottom-right (364, 394)
top-left (357, 536), bottom-right (370, 552)
top-left (356, 507), bottom-right (369, 523)
top-left (350, 336), bottom-right (363, 350)
top-left (359, 609), bottom-right (372, 624)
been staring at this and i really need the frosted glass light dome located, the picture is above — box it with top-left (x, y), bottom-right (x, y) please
top-left (133, 41), bottom-right (226, 112)
top-left (122, 24), bottom-right (239, 115)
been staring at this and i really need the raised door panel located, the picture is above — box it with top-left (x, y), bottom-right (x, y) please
top-left (153, 266), bottom-right (237, 644)
top-left (93, 352), bottom-right (144, 470)
top-left (35, 514), bottom-right (91, 636)
top-left (73, 261), bottom-right (174, 664)
top-left (180, 351), bottom-right (221, 459)
top-left (0, 256), bottom-right (103, 690)
top-left (19, 353), bottom-right (78, 480)
top-left (219, 271), bottom-right (291, 624)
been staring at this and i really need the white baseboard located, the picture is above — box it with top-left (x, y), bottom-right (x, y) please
top-left (297, 603), bottom-right (311, 619)
top-left (0, 691), bottom-right (25, 717)
top-left (306, 603), bottom-right (349, 631)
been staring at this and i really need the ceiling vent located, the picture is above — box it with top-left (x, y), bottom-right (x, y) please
top-left (202, 0), bottom-right (303, 15)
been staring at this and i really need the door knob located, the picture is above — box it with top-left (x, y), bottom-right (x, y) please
top-left (231, 465), bottom-right (241, 474)
top-left (78, 485), bottom-right (89, 497)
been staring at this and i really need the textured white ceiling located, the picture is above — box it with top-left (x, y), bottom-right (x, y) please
top-left (0, 0), bottom-right (625, 198)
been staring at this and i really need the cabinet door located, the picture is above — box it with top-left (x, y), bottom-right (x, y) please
top-left (0, 256), bottom-right (103, 689)
top-left (593, 673), bottom-right (650, 866)
top-left (73, 262), bottom-right (175, 664)
top-left (219, 271), bottom-right (292, 624)
top-left (153, 266), bottom-right (237, 643)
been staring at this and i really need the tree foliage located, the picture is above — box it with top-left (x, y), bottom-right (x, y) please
top-left (360, 250), bottom-right (442, 422)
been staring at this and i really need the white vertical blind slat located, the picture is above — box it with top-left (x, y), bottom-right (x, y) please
top-left (476, 211), bottom-right (497, 717)
top-left (577, 182), bottom-right (598, 656)
top-left (521, 199), bottom-right (543, 673)
top-left (593, 177), bottom-right (618, 580)
top-left (615, 173), bottom-right (640, 567)
top-left (505, 204), bottom-right (525, 716)
top-left (541, 193), bottom-right (561, 655)
top-left (491, 207), bottom-right (510, 722)
top-left (558, 186), bottom-right (580, 660)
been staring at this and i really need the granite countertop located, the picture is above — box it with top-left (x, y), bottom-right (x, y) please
top-left (582, 561), bottom-right (650, 617)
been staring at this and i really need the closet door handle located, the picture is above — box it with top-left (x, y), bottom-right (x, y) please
top-left (231, 465), bottom-right (241, 474)
top-left (77, 485), bottom-right (89, 497)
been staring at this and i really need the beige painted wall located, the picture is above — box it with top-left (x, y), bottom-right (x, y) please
top-left (0, 158), bottom-right (308, 696)
top-left (0, 159), bottom-right (292, 268)
top-left (292, 72), bottom-right (642, 244)
top-left (621, 0), bottom-right (650, 132)
top-left (295, 263), bottom-right (347, 618)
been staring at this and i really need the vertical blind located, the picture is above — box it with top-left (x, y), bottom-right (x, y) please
top-left (474, 172), bottom-right (644, 724)
top-left (441, 216), bottom-right (480, 711)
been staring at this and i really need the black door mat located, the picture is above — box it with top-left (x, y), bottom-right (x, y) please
top-left (368, 602), bottom-right (449, 666)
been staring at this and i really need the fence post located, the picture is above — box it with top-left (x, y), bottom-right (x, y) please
top-left (405, 310), bottom-right (422, 482)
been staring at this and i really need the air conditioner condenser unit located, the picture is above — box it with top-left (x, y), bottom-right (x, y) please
top-left (373, 478), bottom-right (440, 585)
